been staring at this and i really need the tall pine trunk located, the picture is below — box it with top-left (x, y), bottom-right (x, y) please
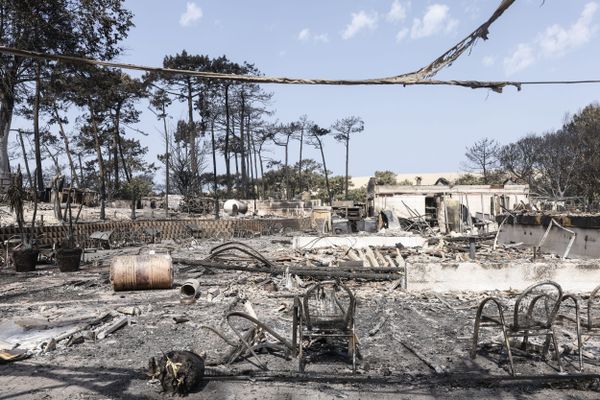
top-left (344, 137), bottom-right (349, 200)
top-left (161, 100), bottom-right (169, 216)
top-left (33, 64), bottom-right (44, 193)
top-left (210, 118), bottom-right (219, 218)
top-left (186, 78), bottom-right (197, 191)
top-left (250, 127), bottom-right (260, 199)
top-left (224, 84), bottom-right (231, 194)
top-left (117, 133), bottom-right (131, 182)
top-left (246, 115), bottom-right (255, 197)
top-left (298, 127), bottom-right (304, 193)
top-left (317, 138), bottom-right (332, 205)
top-left (258, 149), bottom-right (265, 198)
top-left (53, 106), bottom-right (79, 187)
top-left (0, 91), bottom-right (15, 177)
top-left (284, 136), bottom-right (290, 199)
top-left (112, 106), bottom-right (121, 192)
top-left (89, 102), bottom-right (107, 220)
top-left (239, 92), bottom-right (247, 197)
top-left (17, 129), bottom-right (33, 188)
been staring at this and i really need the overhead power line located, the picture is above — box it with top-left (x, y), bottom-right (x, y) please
top-left (1, 1), bottom-right (600, 92)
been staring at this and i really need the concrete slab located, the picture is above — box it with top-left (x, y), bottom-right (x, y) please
top-left (292, 235), bottom-right (427, 250)
top-left (498, 223), bottom-right (600, 259)
top-left (407, 261), bottom-right (600, 292)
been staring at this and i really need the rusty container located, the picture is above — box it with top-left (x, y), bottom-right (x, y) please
top-left (110, 254), bottom-right (173, 291)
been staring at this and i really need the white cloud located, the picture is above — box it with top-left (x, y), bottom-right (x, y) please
top-left (342, 11), bottom-right (378, 39)
top-left (313, 33), bottom-right (330, 43)
top-left (179, 2), bottom-right (202, 27)
top-left (482, 55), bottom-right (495, 67)
top-left (503, 43), bottom-right (535, 75)
top-left (298, 28), bottom-right (311, 41)
top-left (502, 2), bottom-right (598, 75)
top-left (297, 28), bottom-right (329, 43)
top-left (396, 28), bottom-right (409, 42)
top-left (538, 1), bottom-right (598, 57)
top-left (410, 4), bottom-right (458, 39)
top-left (387, 1), bottom-right (408, 23)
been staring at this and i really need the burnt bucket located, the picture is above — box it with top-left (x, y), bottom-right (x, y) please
top-left (12, 248), bottom-right (39, 272)
top-left (57, 248), bottom-right (83, 272)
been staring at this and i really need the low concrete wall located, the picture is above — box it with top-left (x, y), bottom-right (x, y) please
top-left (498, 223), bottom-right (600, 259)
top-left (293, 235), bottom-right (427, 250)
top-left (407, 261), bottom-right (600, 292)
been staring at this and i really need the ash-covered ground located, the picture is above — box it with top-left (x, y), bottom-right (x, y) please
top-left (1, 235), bottom-right (599, 399)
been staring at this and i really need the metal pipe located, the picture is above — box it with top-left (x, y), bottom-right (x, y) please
top-left (180, 279), bottom-right (201, 304)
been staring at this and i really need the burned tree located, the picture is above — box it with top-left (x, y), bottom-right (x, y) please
top-left (498, 135), bottom-right (541, 188)
top-left (307, 124), bottom-right (332, 205)
top-left (463, 138), bottom-right (500, 184)
top-left (332, 116), bottom-right (364, 199)
top-left (272, 123), bottom-right (296, 199)
top-left (0, 0), bottom-right (133, 181)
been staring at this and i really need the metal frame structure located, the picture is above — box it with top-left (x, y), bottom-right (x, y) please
top-left (557, 284), bottom-right (600, 371)
top-left (293, 280), bottom-right (357, 373)
top-left (471, 281), bottom-right (564, 375)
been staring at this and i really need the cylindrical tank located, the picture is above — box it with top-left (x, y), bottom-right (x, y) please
top-left (110, 254), bottom-right (173, 291)
top-left (223, 199), bottom-right (248, 216)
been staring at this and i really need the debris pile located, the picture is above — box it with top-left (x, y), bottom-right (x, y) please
top-left (179, 195), bottom-right (216, 215)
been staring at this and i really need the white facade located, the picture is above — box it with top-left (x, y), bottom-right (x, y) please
top-left (371, 184), bottom-right (530, 220)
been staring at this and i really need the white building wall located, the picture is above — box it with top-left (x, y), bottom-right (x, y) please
top-left (374, 195), bottom-right (424, 219)
top-left (372, 187), bottom-right (529, 218)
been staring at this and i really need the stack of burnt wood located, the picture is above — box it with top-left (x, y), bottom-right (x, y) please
top-left (174, 241), bottom-right (405, 283)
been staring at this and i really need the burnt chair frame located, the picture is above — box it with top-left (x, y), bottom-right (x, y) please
top-left (293, 280), bottom-right (358, 373)
top-left (471, 281), bottom-right (564, 376)
top-left (557, 284), bottom-right (600, 372)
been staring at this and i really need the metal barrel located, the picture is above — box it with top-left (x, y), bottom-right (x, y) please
top-left (180, 279), bottom-right (201, 304)
top-left (110, 254), bottom-right (173, 291)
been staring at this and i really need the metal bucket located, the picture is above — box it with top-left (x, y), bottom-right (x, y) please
top-left (110, 254), bottom-right (173, 291)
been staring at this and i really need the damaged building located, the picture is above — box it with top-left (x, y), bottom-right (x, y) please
top-left (367, 177), bottom-right (530, 233)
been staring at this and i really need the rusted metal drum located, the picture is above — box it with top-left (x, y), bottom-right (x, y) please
top-left (110, 254), bottom-right (173, 291)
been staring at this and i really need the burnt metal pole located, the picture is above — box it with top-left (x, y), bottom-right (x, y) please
top-left (160, 101), bottom-right (169, 218)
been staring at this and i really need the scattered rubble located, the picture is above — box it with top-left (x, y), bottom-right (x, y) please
top-left (3, 203), bottom-right (600, 398)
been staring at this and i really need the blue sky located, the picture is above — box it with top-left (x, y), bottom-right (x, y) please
top-left (13, 0), bottom-right (600, 180)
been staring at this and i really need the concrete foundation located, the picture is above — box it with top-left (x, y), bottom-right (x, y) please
top-left (292, 235), bottom-right (427, 250)
top-left (498, 220), bottom-right (600, 259)
top-left (407, 261), bottom-right (600, 292)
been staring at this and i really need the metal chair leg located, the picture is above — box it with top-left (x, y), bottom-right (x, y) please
top-left (501, 325), bottom-right (515, 376)
top-left (551, 328), bottom-right (563, 373)
top-left (298, 314), bottom-right (305, 373)
top-left (471, 323), bottom-right (481, 359)
top-left (471, 304), bottom-right (484, 359)
top-left (574, 301), bottom-right (583, 372)
top-left (521, 330), bottom-right (529, 351)
top-left (542, 332), bottom-right (552, 359)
